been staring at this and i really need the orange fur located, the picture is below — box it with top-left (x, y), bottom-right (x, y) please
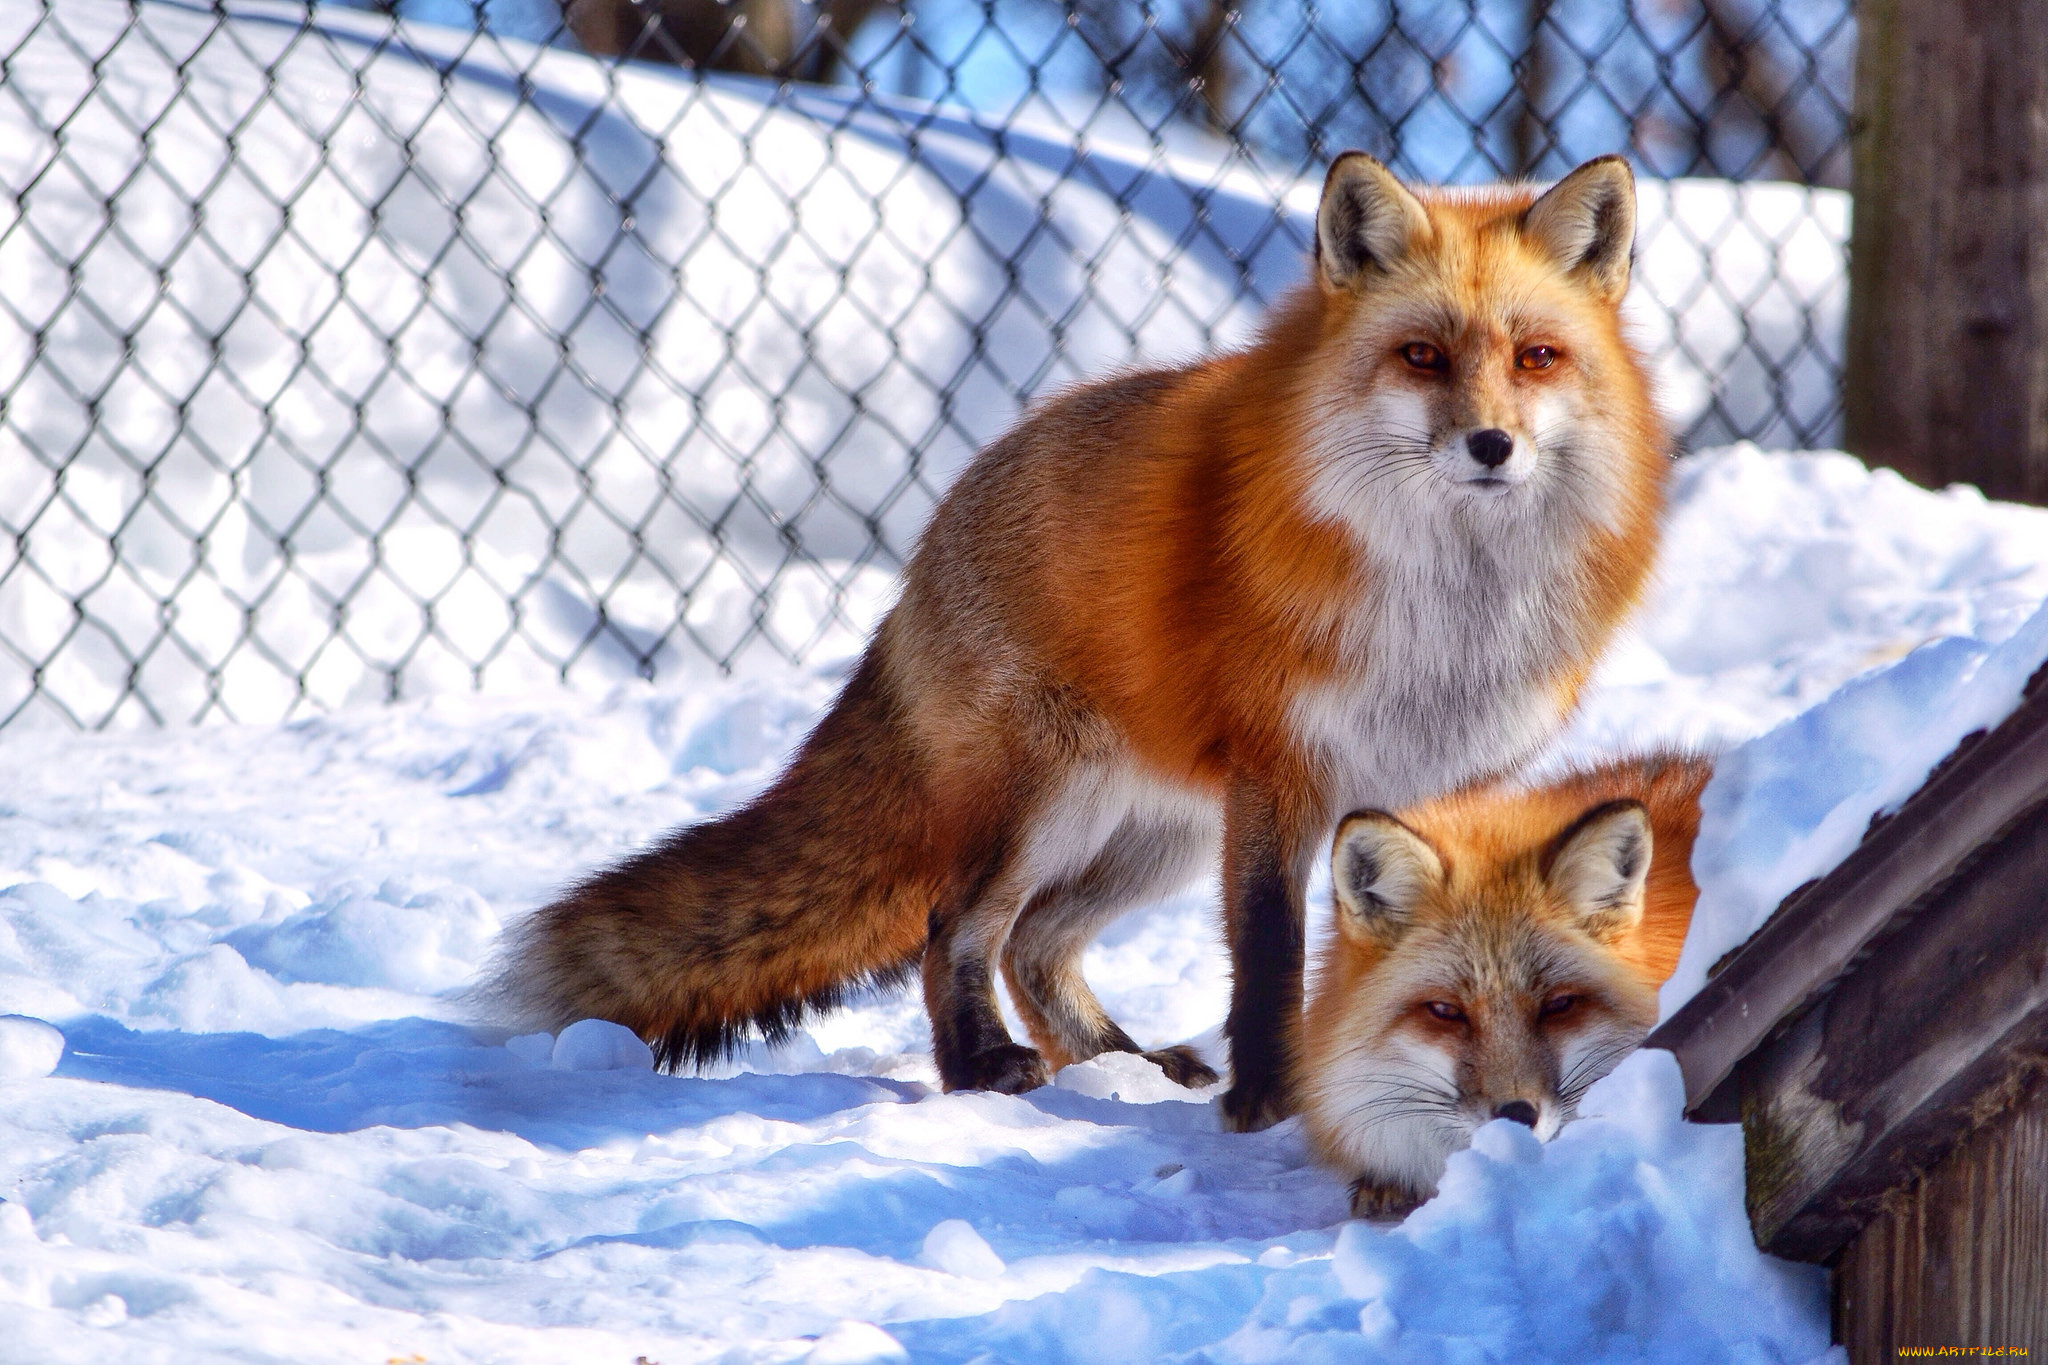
top-left (493, 156), bottom-right (1671, 1128)
top-left (1391, 751), bottom-right (1709, 986)
top-left (1295, 751), bottom-right (1710, 1213)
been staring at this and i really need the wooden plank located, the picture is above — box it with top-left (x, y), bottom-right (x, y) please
top-left (1833, 1086), bottom-right (2048, 1359)
top-left (1734, 800), bottom-right (2048, 1260)
top-left (1843, 0), bottom-right (2048, 505)
top-left (1647, 677), bottom-right (2048, 1118)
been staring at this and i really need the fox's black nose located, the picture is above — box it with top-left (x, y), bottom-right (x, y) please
top-left (1466, 428), bottom-right (1514, 468)
top-left (1494, 1100), bottom-right (1538, 1127)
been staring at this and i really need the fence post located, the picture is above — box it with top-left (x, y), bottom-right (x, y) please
top-left (1842, 0), bottom-right (2048, 505)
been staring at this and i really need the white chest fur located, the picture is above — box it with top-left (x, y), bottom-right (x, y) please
top-left (1285, 381), bottom-right (1627, 817)
top-left (1287, 522), bottom-right (1589, 818)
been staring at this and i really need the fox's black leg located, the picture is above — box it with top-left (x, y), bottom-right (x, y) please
top-left (924, 857), bottom-right (1048, 1095)
top-left (1219, 776), bottom-right (1315, 1132)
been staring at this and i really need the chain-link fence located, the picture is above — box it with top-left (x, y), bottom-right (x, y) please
top-left (0, 0), bottom-right (1854, 729)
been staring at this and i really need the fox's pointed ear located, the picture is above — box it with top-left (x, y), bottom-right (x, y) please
top-left (1545, 800), bottom-right (1652, 942)
top-left (1331, 812), bottom-right (1444, 944)
top-left (1521, 155), bottom-right (1636, 302)
top-left (1317, 153), bottom-right (1432, 291)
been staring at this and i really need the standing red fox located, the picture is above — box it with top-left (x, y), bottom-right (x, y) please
top-left (1294, 753), bottom-right (1710, 1215)
top-left (491, 154), bottom-right (1669, 1130)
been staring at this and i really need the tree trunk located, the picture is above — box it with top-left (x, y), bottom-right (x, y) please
top-left (1512, 0), bottom-right (1552, 177)
top-left (1843, 0), bottom-right (2048, 505)
top-left (1700, 0), bottom-right (1844, 185)
top-left (1186, 1), bottom-right (1238, 136)
top-left (560, 0), bottom-right (886, 80)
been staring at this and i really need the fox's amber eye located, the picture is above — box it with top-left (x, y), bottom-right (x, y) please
top-left (1401, 342), bottom-right (1448, 371)
top-left (1516, 345), bottom-right (1557, 370)
top-left (1423, 1000), bottom-right (1466, 1022)
top-left (1539, 993), bottom-right (1579, 1018)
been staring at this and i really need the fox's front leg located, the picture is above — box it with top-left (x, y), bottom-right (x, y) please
top-left (1218, 776), bottom-right (1317, 1132)
top-left (1349, 1176), bottom-right (1425, 1221)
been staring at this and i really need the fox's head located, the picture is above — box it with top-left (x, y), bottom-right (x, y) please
top-left (1295, 153), bottom-right (1659, 548)
top-left (1298, 798), bottom-right (1661, 1212)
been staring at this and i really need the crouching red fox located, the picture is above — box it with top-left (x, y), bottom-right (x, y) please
top-left (1294, 752), bottom-right (1710, 1216)
top-left (488, 153), bottom-right (1670, 1131)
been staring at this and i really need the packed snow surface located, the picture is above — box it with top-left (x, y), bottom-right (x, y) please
top-left (1666, 592), bottom-right (2048, 1016)
top-left (5, 446), bottom-right (2047, 1361)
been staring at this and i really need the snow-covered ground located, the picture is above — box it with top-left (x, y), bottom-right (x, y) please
top-left (0, 4), bottom-right (2035, 1360)
top-left (5, 445), bottom-right (2048, 1362)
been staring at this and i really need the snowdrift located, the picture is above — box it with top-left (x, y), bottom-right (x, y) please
top-left (4, 446), bottom-right (2048, 1361)
top-left (4, 5), bottom-right (2033, 1361)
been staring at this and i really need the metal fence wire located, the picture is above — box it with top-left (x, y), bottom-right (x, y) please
top-left (0, 0), bottom-right (1855, 729)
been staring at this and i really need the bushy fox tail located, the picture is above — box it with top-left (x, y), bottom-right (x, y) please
top-left (486, 656), bottom-right (943, 1069)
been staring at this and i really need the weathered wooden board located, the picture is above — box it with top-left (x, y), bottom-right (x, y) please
top-left (1834, 1087), bottom-right (2048, 1358)
top-left (1649, 677), bottom-right (2048, 1123)
top-left (1735, 797), bottom-right (2048, 1260)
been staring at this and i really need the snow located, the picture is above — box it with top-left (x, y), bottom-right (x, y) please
top-left (1664, 589), bottom-right (2048, 1018)
top-left (1052, 1052), bottom-right (1211, 1106)
top-left (806, 1321), bottom-right (912, 1364)
top-left (0, 4), bottom-right (2041, 1359)
top-left (0, 1014), bottom-right (64, 1080)
top-left (544, 1017), bottom-right (658, 1073)
top-left (5, 445), bottom-right (2047, 1360)
top-left (1552, 444), bottom-right (2048, 759)
top-left (920, 1220), bottom-right (1006, 1281)
top-left (1317, 1051), bottom-right (1830, 1362)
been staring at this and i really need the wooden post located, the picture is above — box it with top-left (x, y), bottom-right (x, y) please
top-left (1842, 0), bottom-right (2048, 505)
top-left (1833, 1090), bottom-right (2048, 1358)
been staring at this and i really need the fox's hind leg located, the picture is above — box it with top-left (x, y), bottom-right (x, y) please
top-left (1000, 815), bottom-right (1218, 1087)
top-left (925, 847), bottom-right (1053, 1095)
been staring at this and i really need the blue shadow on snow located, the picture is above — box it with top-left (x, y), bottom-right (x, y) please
top-left (54, 1015), bottom-right (917, 1152)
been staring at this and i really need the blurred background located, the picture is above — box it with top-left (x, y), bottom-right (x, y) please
top-left (0, 0), bottom-right (1854, 727)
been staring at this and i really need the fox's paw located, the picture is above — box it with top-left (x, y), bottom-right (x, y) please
top-left (1219, 1077), bottom-right (1293, 1133)
top-left (1348, 1177), bottom-right (1424, 1222)
top-left (954, 1042), bottom-right (1051, 1095)
top-left (1142, 1045), bottom-right (1220, 1089)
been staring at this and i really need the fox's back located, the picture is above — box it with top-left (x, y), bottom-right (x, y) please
top-left (880, 239), bottom-right (1666, 810)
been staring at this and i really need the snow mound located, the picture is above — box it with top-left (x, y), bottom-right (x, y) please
top-left (226, 878), bottom-right (499, 994)
top-left (891, 1071), bottom-right (1836, 1363)
top-left (4, 444), bottom-right (2044, 1359)
top-left (547, 1018), bottom-right (656, 1072)
top-left (920, 1218), bottom-right (1007, 1280)
top-left (1556, 445), bottom-right (2048, 759)
top-left (1321, 1053), bottom-right (1834, 1364)
top-left (503, 1032), bottom-right (555, 1067)
top-left (1665, 594), bottom-right (2048, 1016)
top-left (1053, 1050), bottom-right (1215, 1104)
top-left (804, 1321), bottom-right (912, 1364)
top-left (0, 1015), bottom-right (63, 1080)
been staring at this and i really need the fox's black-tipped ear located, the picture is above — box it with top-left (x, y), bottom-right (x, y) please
top-left (1546, 799), bottom-right (1652, 941)
top-left (1317, 153), bottom-right (1432, 290)
top-left (1521, 155), bottom-right (1636, 302)
top-left (1331, 811), bottom-right (1444, 944)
